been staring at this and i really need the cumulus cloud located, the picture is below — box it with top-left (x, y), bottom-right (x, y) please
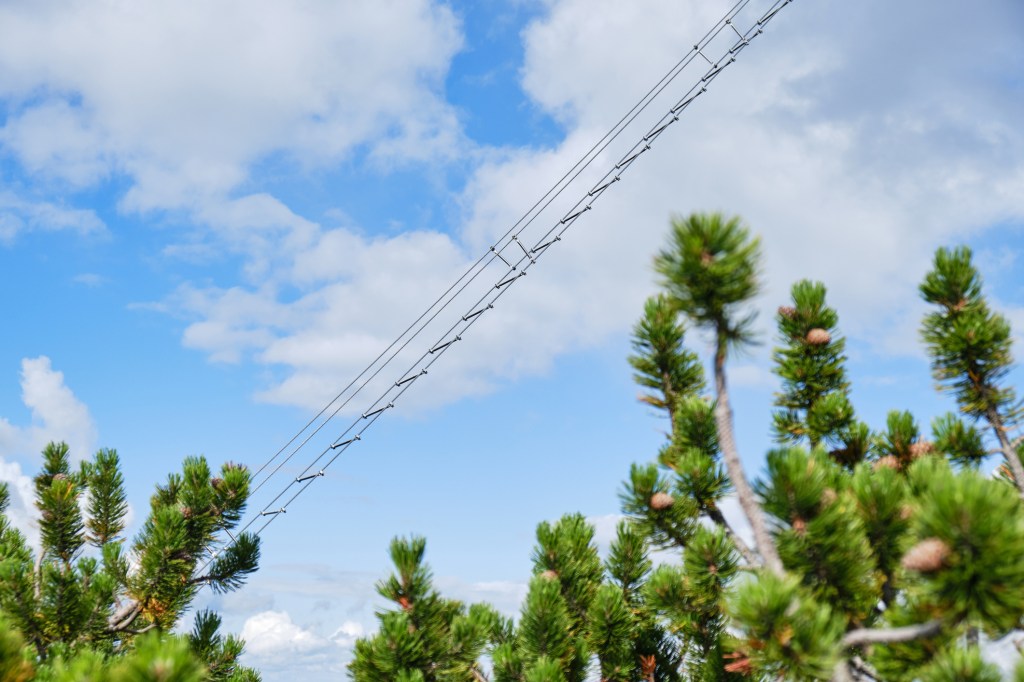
top-left (4, 0), bottom-right (1023, 422)
top-left (242, 610), bottom-right (330, 657)
top-left (238, 609), bottom-right (367, 677)
top-left (140, 0), bottom-right (1024, 422)
top-left (0, 356), bottom-right (98, 543)
top-left (0, 0), bottom-right (464, 211)
top-left (18, 357), bottom-right (98, 462)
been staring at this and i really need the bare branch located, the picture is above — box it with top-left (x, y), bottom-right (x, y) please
top-left (108, 602), bottom-right (142, 632)
top-left (986, 409), bottom-right (1024, 498)
top-left (706, 506), bottom-right (760, 568)
top-left (830, 660), bottom-right (855, 682)
top-left (713, 348), bottom-right (784, 576)
top-left (122, 623), bottom-right (157, 635)
top-left (841, 619), bottom-right (943, 648)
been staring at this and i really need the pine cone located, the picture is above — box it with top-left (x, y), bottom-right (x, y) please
top-left (793, 517), bottom-right (807, 536)
top-left (210, 477), bottom-right (224, 489)
top-left (899, 504), bottom-right (914, 520)
top-left (52, 473), bottom-right (68, 482)
top-left (777, 305), bottom-right (797, 319)
top-left (540, 569), bottom-right (559, 581)
top-left (902, 538), bottom-right (951, 572)
top-left (907, 441), bottom-right (933, 458)
top-left (700, 250), bottom-right (714, 266)
top-left (821, 488), bottom-right (838, 506)
top-left (805, 328), bottom-right (831, 345)
top-left (873, 455), bottom-right (900, 471)
top-left (650, 492), bottom-right (675, 510)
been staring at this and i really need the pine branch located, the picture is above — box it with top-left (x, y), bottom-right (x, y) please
top-left (840, 619), bottom-right (943, 647)
top-left (986, 408), bottom-right (1024, 498)
top-left (108, 602), bottom-right (142, 632)
top-left (705, 505), bottom-right (759, 567)
top-left (122, 623), bottom-right (158, 635)
top-left (713, 347), bottom-right (784, 576)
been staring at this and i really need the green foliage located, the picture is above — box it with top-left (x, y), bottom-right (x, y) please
top-left (931, 413), bottom-right (987, 468)
top-left (728, 572), bottom-right (843, 680)
top-left (758, 449), bottom-right (880, 623)
top-left (921, 246), bottom-right (1017, 420)
top-left (905, 457), bottom-right (1024, 634)
top-left (654, 212), bottom-right (761, 356)
top-left (620, 463), bottom-right (698, 550)
top-left (772, 280), bottom-right (856, 452)
top-left (918, 646), bottom-right (1003, 682)
top-left (349, 536), bottom-right (499, 682)
top-left (629, 294), bottom-right (705, 420)
top-left (0, 611), bottom-right (34, 682)
top-left (84, 449), bottom-right (130, 547)
top-left (354, 217), bottom-right (1024, 680)
top-left (0, 443), bottom-right (260, 679)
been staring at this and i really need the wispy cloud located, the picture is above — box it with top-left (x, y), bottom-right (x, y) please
top-left (0, 190), bottom-right (106, 244)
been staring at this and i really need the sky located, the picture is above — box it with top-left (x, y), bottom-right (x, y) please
top-left (1, 0), bottom-right (1023, 678)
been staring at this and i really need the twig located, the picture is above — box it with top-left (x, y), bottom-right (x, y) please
top-left (108, 602), bottom-right (143, 632)
top-left (841, 619), bottom-right (943, 647)
top-left (706, 506), bottom-right (760, 567)
top-left (986, 409), bottom-right (1024, 498)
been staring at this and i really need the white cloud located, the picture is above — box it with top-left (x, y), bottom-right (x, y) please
top-left (239, 609), bottom-right (366, 678)
top-left (0, 356), bottom-right (98, 544)
top-left (0, 0), bottom-right (464, 211)
top-left (241, 610), bottom-right (330, 657)
top-left (0, 458), bottom-right (37, 546)
top-left (136, 0), bottom-right (1024, 422)
top-left (0, 190), bottom-right (106, 244)
top-left (19, 356), bottom-right (98, 462)
top-left (328, 621), bottom-right (365, 648)
top-left (4, 0), bottom-right (1022, 429)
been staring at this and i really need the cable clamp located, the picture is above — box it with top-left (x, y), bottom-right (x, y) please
top-left (362, 403), bottom-right (394, 419)
top-left (673, 87), bottom-right (707, 114)
top-left (560, 204), bottom-right (593, 225)
top-left (296, 470), bottom-right (325, 483)
top-left (396, 370), bottom-right (427, 386)
top-left (588, 176), bottom-right (620, 197)
top-left (758, 1), bottom-right (790, 26)
top-left (490, 246), bottom-right (513, 269)
top-left (429, 337), bottom-right (461, 354)
top-left (644, 115), bottom-right (679, 142)
top-left (330, 435), bottom-right (361, 449)
top-left (531, 235), bottom-right (561, 255)
top-left (495, 271), bottom-right (526, 289)
top-left (260, 508), bottom-right (286, 517)
top-left (462, 304), bottom-right (494, 322)
top-left (615, 145), bottom-right (650, 170)
top-left (512, 236), bottom-right (533, 262)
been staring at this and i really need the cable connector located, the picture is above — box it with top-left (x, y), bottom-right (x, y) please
top-left (330, 435), bottom-right (361, 449)
top-left (362, 403), bottom-right (394, 419)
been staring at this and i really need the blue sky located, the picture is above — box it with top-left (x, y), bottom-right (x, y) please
top-left (1, 0), bottom-right (1024, 677)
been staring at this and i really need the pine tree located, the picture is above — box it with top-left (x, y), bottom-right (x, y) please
top-left (0, 442), bottom-right (261, 680)
top-left (349, 536), bottom-right (504, 681)
top-left (354, 213), bottom-right (1024, 681)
